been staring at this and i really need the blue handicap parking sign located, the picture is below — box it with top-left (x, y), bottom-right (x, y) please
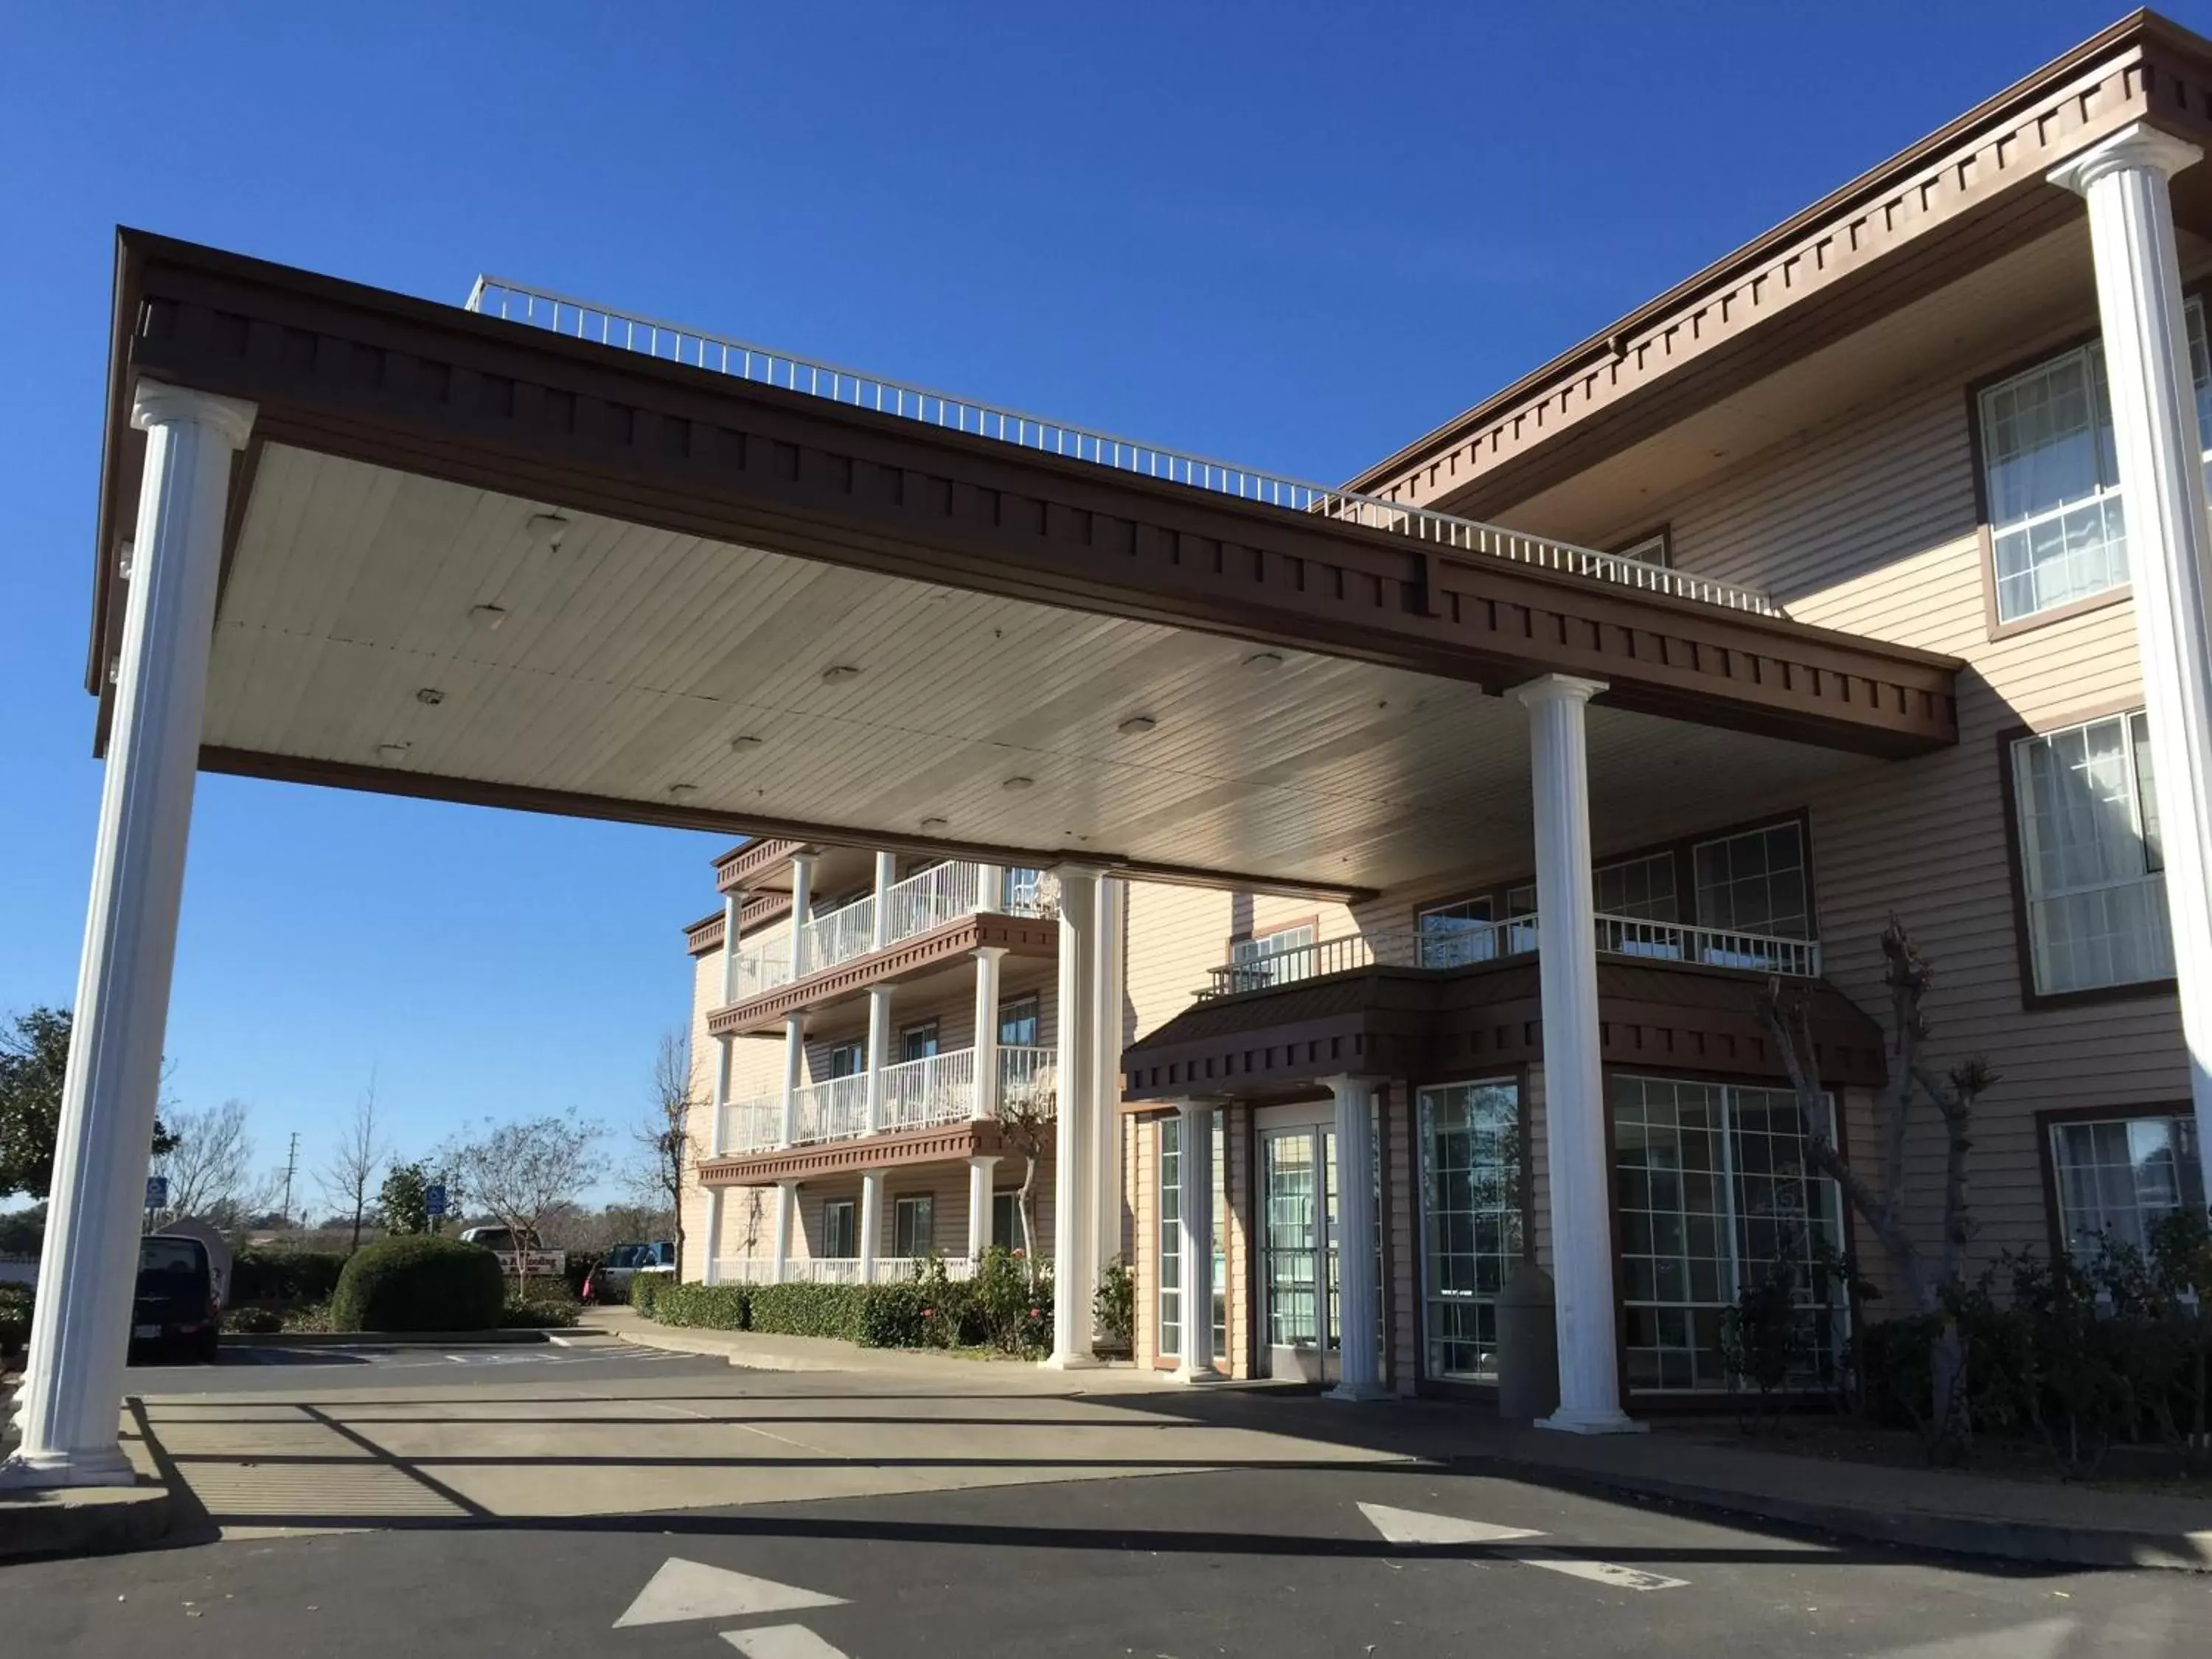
top-left (145, 1175), bottom-right (168, 1210)
top-left (424, 1182), bottom-right (447, 1217)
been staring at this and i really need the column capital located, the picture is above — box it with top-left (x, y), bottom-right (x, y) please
top-left (971, 943), bottom-right (1009, 963)
top-left (788, 849), bottom-right (820, 871)
top-left (1510, 672), bottom-right (1607, 710)
top-left (1049, 860), bottom-right (1105, 880)
top-left (131, 378), bottom-right (256, 449)
top-left (1316, 1073), bottom-right (1385, 1095)
top-left (776, 1176), bottom-right (802, 1193)
top-left (2048, 120), bottom-right (2203, 196)
top-left (965, 1152), bottom-right (1001, 1171)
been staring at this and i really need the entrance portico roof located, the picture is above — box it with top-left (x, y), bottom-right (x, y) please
top-left (87, 232), bottom-right (1959, 899)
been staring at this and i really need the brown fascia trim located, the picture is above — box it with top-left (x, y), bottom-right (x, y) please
top-left (1343, 12), bottom-right (2212, 518)
top-left (698, 1116), bottom-right (1043, 1184)
top-left (706, 911), bottom-right (1057, 1036)
top-left (684, 889), bottom-right (796, 956)
top-left (713, 837), bottom-right (810, 893)
top-left (195, 745), bottom-right (1371, 905)
top-left (100, 232), bottom-right (1958, 759)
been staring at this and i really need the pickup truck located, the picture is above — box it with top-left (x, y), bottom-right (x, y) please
top-left (583, 1240), bottom-right (675, 1304)
top-left (456, 1225), bottom-right (565, 1280)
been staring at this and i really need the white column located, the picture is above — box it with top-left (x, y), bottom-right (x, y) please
top-left (771, 1179), bottom-right (799, 1282)
top-left (1092, 876), bottom-right (1126, 1282)
top-left (788, 852), bottom-right (817, 976)
top-left (702, 1186), bottom-right (725, 1284)
top-left (1513, 672), bottom-right (1638, 1434)
top-left (1046, 864), bottom-right (1100, 1366)
top-left (872, 849), bottom-right (897, 949)
top-left (2052, 123), bottom-right (2212, 1169)
top-left (858, 1169), bottom-right (886, 1282)
top-left (4, 381), bottom-right (254, 1490)
top-left (710, 889), bottom-right (744, 1158)
top-left (865, 986), bottom-right (894, 1133)
top-left (967, 1154), bottom-right (1000, 1259)
top-left (1174, 1102), bottom-right (1222, 1382)
top-left (780, 1013), bottom-right (804, 1147)
top-left (971, 945), bottom-right (1006, 1121)
top-left (976, 862), bottom-right (1004, 913)
top-left (1323, 1076), bottom-right (1385, 1400)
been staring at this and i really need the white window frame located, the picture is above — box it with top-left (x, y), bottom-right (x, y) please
top-left (1978, 298), bottom-right (2212, 624)
top-left (1156, 1114), bottom-right (1227, 1362)
top-left (2011, 710), bottom-right (2172, 997)
top-left (1417, 1077), bottom-right (1523, 1384)
top-left (1416, 896), bottom-right (1497, 967)
top-left (1229, 922), bottom-right (1317, 988)
top-left (892, 1193), bottom-right (934, 1258)
top-left (2048, 1113), bottom-right (2205, 1262)
top-left (1691, 821), bottom-right (1810, 941)
top-left (821, 1198), bottom-right (857, 1259)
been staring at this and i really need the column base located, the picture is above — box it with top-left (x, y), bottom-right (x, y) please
top-left (1535, 1408), bottom-right (1647, 1436)
top-left (0, 1444), bottom-right (139, 1490)
top-left (1324, 1378), bottom-right (1391, 1403)
top-left (1040, 1351), bottom-right (1102, 1371)
top-left (1173, 1364), bottom-right (1228, 1385)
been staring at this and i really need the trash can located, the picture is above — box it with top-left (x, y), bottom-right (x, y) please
top-left (1495, 1262), bottom-right (1559, 1422)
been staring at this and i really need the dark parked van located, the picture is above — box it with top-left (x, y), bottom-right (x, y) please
top-left (133, 1234), bottom-right (220, 1363)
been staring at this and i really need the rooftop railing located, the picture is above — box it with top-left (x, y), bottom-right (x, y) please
top-left (465, 276), bottom-right (1778, 616)
top-left (1200, 913), bottom-right (1820, 998)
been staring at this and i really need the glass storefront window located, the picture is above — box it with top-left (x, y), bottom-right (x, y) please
top-left (1418, 1079), bottom-right (1523, 1382)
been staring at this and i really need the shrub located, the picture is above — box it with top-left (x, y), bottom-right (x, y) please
top-left (854, 1282), bottom-right (928, 1349)
top-left (652, 1283), bottom-right (748, 1330)
top-left (330, 1236), bottom-right (505, 1333)
top-left (0, 1283), bottom-right (31, 1352)
top-left (630, 1273), bottom-right (670, 1320)
top-left (223, 1305), bottom-right (284, 1335)
top-left (748, 1281), bottom-right (863, 1340)
top-left (1093, 1255), bottom-right (1134, 1352)
top-left (500, 1297), bottom-right (580, 1329)
top-left (232, 1248), bottom-right (348, 1306)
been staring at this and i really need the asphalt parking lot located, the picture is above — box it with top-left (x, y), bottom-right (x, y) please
top-left (4, 1342), bottom-right (2205, 1657)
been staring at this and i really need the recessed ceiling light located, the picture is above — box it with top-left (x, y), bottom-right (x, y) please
top-left (415, 687), bottom-right (445, 706)
top-left (820, 664), bottom-right (861, 684)
top-left (1116, 714), bottom-right (1158, 736)
top-left (919, 815), bottom-right (949, 831)
top-left (1001, 776), bottom-right (1035, 792)
top-left (469, 604), bottom-right (507, 630)
top-left (728, 734), bottom-right (763, 751)
top-left (1243, 651), bottom-right (1284, 670)
top-left (527, 511), bottom-right (569, 548)
top-left (667, 783), bottom-right (698, 799)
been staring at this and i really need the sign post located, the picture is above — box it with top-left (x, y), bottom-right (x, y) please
top-left (425, 1181), bottom-right (447, 1234)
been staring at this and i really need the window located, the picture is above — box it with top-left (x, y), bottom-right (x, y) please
top-left (1596, 852), bottom-right (1679, 922)
top-left (893, 1194), bottom-right (935, 1258)
top-left (991, 1190), bottom-right (1024, 1253)
top-left (1229, 923), bottom-right (1317, 988)
top-left (1419, 1079), bottom-right (1523, 1382)
top-left (900, 1021), bottom-right (940, 1062)
top-left (998, 995), bottom-right (1040, 1047)
top-left (1005, 867), bottom-right (1046, 913)
top-left (822, 1199), bottom-right (857, 1259)
top-left (2013, 712), bottom-right (2172, 995)
top-left (1693, 821), bottom-right (1808, 939)
top-left (1158, 1113), bottom-right (1227, 1362)
top-left (1978, 300), bottom-right (2212, 624)
top-left (1615, 529), bottom-right (1670, 567)
top-left (1613, 1074), bottom-right (1848, 1391)
top-left (1418, 897), bottom-right (1497, 967)
top-left (824, 1040), bottom-right (864, 1079)
top-left (2051, 1115), bottom-right (2205, 1260)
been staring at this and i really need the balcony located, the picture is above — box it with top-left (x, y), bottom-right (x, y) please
top-left (719, 1043), bottom-right (1058, 1157)
top-left (1202, 913), bottom-right (1820, 998)
top-left (724, 862), bottom-right (1051, 1001)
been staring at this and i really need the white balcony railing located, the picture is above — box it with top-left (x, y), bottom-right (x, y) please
top-left (796, 896), bottom-right (877, 978)
top-left (880, 1046), bottom-right (978, 1132)
top-left (731, 945), bottom-right (796, 1001)
top-left (1201, 913), bottom-right (1820, 998)
top-left (882, 860), bottom-right (982, 942)
top-left (468, 278), bottom-right (1778, 616)
top-left (791, 1073), bottom-right (869, 1146)
top-left (742, 861), bottom-right (1054, 991)
top-left (720, 1096), bottom-right (784, 1157)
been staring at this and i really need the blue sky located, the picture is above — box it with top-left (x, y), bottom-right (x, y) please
top-left (0, 1), bottom-right (2180, 1208)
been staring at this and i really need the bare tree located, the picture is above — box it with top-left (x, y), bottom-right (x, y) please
top-left (995, 1065), bottom-right (1057, 1284)
top-left (448, 1110), bottom-right (606, 1294)
top-left (632, 1029), bottom-right (696, 1268)
top-left (316, 1084), bottom-right (389, 1252)
top-left (155, 1099), bottom-right (260, 1222)
top-left (1761, 916), bottom-right (1994, 1447)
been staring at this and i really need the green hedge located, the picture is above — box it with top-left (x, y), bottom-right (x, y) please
top-left (630, 1273), bottom-right (669, 1319)
top-left (641, 1254), bottom-right (1052, 1356)
top-left (232, 1248), bottom-right (349, 1306)
top-left (0, 1283), bottom-right (31, 1351)
top-left (330, 1237), bottom-right (505, 1333)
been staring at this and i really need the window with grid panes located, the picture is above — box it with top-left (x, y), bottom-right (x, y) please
top-left (1230, 924), bottom-right (1317, 988)
top-left (1692, 822), bottom-right (1809, 939)
top-left (1157, 1113), bottom-right (1227, 1362)
top-left (1612, 1074), bottom-right (1848, 1392)
top-left (1418, 1079), bottom-right (1523, 1382)
top-left (1416, 897), bottom-right (1496, 967)
top-left (2012, 711), bottom-right (2172, 995)
top-left (1977, 299), bottom-right (2212, 622)
top-left (2050, 1115), bottom-right (2204, 1260)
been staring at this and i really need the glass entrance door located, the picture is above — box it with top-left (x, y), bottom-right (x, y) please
top-left (1262, 1126), bottom-right (1340, 1382)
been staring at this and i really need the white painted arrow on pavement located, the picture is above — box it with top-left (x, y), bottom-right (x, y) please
top-left (613, 1558), bottom-right (847, 1628)
top-left (722, 1626), bottom-right (854, 1659)
top-left (1357, 1502), bottom-right (1688, 1592)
